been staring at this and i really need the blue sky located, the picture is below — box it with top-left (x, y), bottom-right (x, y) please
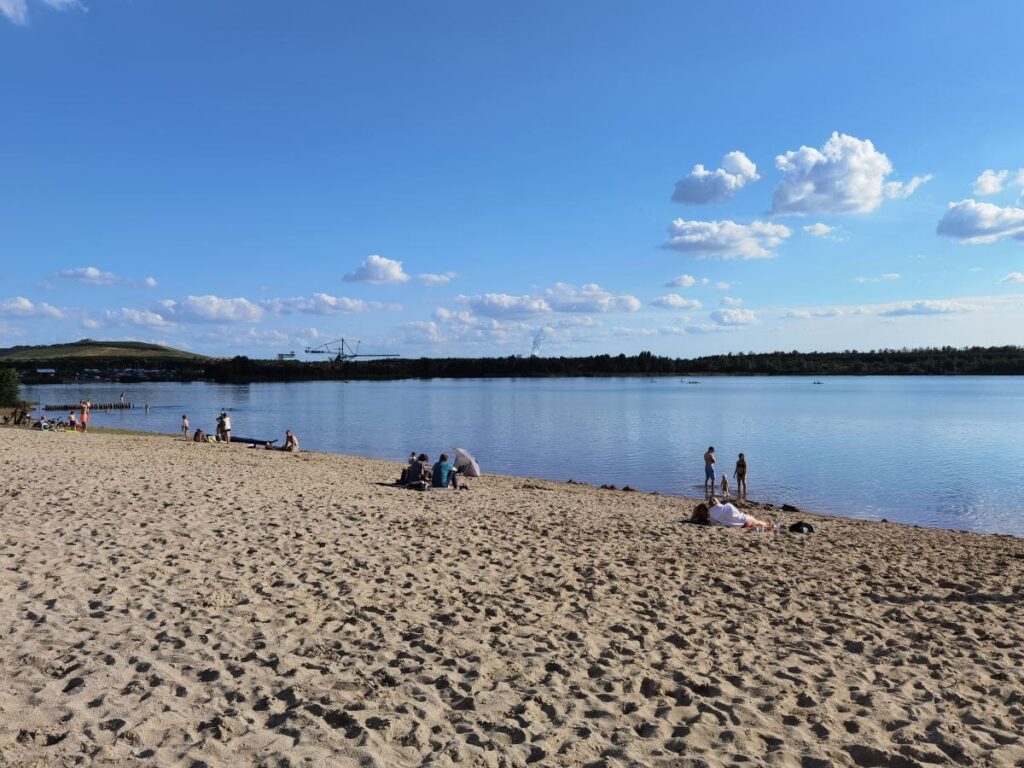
top-left (2, 1), bottom-right (1023, 358)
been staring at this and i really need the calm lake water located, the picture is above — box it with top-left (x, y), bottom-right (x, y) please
top-left (22, 377), bottom-right (1024, 537)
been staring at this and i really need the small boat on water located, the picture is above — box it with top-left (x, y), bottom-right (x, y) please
top-left (230, 436), bottom-right (278, 445)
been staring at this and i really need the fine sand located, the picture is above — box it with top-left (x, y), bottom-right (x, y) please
top-left (1, 428), bottom-right (1023, 768)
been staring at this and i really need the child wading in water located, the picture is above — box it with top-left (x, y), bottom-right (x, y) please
top-left (720, 473), bottom-right (730, 499)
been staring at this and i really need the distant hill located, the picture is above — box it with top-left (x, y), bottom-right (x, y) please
top-left (0, 339), bottom-right (208, 363)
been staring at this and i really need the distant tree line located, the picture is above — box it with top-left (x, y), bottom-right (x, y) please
top-left (202, 346), bottom-right (1024, 382)
top-left (10, 346), bottom-right (1024, 384)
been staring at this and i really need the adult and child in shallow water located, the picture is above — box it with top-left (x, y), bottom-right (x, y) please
top-left (704, 446), bottom-right (747, 500)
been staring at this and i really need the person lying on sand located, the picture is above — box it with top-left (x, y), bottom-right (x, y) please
top-left (692, 497), bottom-right (775, 530)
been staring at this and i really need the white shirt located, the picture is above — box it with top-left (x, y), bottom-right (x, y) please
top-left (709, 502), bottom-right (749, 528)
top-left (222, 416), bottom-right (231, 430)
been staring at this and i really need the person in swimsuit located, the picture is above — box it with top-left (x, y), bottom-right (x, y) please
top-left (703, 446), bottom-right (716, 499)
top-left (734, 453), bottom-right (747, 499)
top-left (182, 414), bottom-right (190, 441)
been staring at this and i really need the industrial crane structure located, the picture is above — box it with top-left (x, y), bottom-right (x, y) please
top-left (302, 337), bottom-right (400, 363)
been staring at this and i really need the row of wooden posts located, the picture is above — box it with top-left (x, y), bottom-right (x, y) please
top-left (43, 403), bottom-right (134, 412)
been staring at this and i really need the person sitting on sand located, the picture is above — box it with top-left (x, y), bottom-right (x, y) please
top-left (734, 452), bottom-right (747, 499)
top-left (691, 497), bottom-right (774, 530)
top-left (704, 446), bottom-right (716, 498)
top-left (193, 428), bottom-right (205, 443)
top-left (283, 430), bottom-right (299, 452)
top-left (432, 453), bottom-right (460, 490)
top-left (69, 411), bottom-right (77, 431)
top-left (404, 453), bottom-right (430, 484)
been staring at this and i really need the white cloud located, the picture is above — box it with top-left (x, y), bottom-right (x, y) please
top-left (160, 295), bottom-right (263, 323)
top-left (672, 150), bottom-right (760, 204)
top-left (56, 266), bottom-right (158, 287)
top-left (714, 281), bottom-right (730, 290)
top-left (664, 218), bottom-right (791, 259)
top-left (771, 132), bottom-right (927, 215)
top-left (81, 317), bottom-right (100, 330)
top-left (972, 169), bottom-right (1010, 196)
top-left (854, 273), bottom-right (900, 284)
top-left (57, 266), bottom-right (120, 285)
top-left (885, 174), bottom-right (933, 199)
top-left (802, 222), bottom-right (833, 236)
top-left (418, 272), bottom-right (456, 286)
top-left (343, 254), bottom-right (410, 284)
top-left (262, 293), bottom-right (399, 315)
top-left (721, 296), bottom-right (743, 307)
top-left (1000, 272), bottom-right (1024, 284)
top-left (879, 300), bottom-right (974, 317)
top-left (542, 283), bottom-right (641, 313)
top-left (0, 296), bottom-right (63, 318)
top-left (709, 308), bottom-right (757, 326)
top-left (104, 308), bottom-right (173, 328)
top-left (2, 0), bottom-right (82, 25)
top-left (783, 307), bottom-right (843, 320)
top-left (650, 294), bottom-right (702, 310)
top-left (664, 274), bottom-right (696, 288)
top-left (936, 199), bottom-right (1024, 244)
top-left (457, 293), bottom-right (551, 318)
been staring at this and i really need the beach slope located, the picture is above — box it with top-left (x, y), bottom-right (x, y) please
top-left (1, 429), bottom-right (1022, 767)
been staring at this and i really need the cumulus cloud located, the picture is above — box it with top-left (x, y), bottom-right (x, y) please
top-left (709, 308), bottom-right (757, 326)
top-left (457, 293), bottom-right (550, 318)
top-left (854, 273), bottom-right (900, 284)
top-left (664, 274), bottom-right (697, 288)
top-left (542, 283), bottom-right (641, 313)
top-left (418, 272), bottom-right (456, 286)
top-left (0, 296), bottom-right (63, 318)
top-left (650, 294), bottom-right (702, 310)
top-left (343, 254), bottom-right (410, 284)
top-left (802, 222), bottom-right (833, 236)
top-left (721, 296), bottom-right (743, 307)
top-left (262, 293), bottom-right (399, 315)
top-left (104, 308), bottom-right (173, 327)
top-left (771, 132), bottom-right (927, 215)
top-left (879, 300), bottom-right (974, 317)
top-left (783, 307), bottom-right (843, 320)
top-left (56, 266), bottom-right (158, 287)
top-left (160, 295), bottom-right (263, 323)
top-left (457, 283), bottom-right (640, 318)
top-left (999, 272), bottom-right (1024, 284)
top-left (972, 169), bottom-right (1010, 196)
top-left (885, 174), bottom-right (933, 199)
top-left (714, 281), bottom-right (730, 290)
top-left (672, 151), bottom-right (760, 204)
top-left (937, 199), bottom-right (1024, 244)
top-left (664, 219), bottom-right (791, 259)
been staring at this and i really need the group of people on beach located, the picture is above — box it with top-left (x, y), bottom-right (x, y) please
top-left (400, 452), bottom-right (463, 490)
top-left (181, 412), bottom-right (299, 452)
top-left (703, 445), bottom-right (747, 500)
top-left (694, 446), bottom-right (781, 531)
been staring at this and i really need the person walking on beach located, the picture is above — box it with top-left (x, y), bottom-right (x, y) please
top-left (734, 452), bottom-right (747, 499)
top-left (704, 446), bottom-right (716, 498)
top-left (181, 414), bottom-right (190, 441)
top-left (79, 400), bottom-right (90, 432)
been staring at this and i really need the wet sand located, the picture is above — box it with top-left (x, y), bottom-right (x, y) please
top-left (1, 428), bottom-right (1022, 767)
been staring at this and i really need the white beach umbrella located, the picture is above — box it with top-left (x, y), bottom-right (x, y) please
top-left (454, 447), bottom-right (481, 478)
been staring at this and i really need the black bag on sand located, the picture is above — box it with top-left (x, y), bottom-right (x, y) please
top-left (789, 521), bottom-right (814, 534)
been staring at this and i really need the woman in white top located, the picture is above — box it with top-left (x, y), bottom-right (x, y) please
top-left (691, 497), bottom-right (772, 529)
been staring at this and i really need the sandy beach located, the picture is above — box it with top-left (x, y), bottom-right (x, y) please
top-left (1, 428), bottom-right (1022, 767)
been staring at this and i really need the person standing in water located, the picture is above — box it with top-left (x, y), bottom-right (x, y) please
top-left (703, 446), bottom-right (716, 499)
top-left (734, 453), bottom-right (748, 499)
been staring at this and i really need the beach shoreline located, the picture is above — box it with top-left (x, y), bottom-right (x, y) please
top-left (1, 428), bottom-right (1023, 766)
